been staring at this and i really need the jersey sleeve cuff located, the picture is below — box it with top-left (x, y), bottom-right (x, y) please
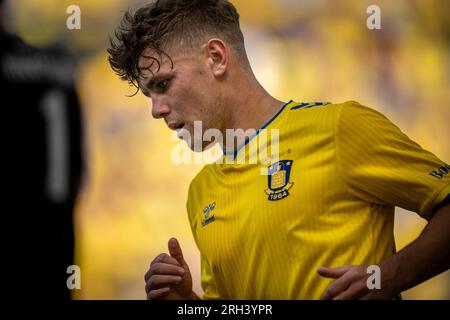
top-left (426, 184), bottom-right (450, 220)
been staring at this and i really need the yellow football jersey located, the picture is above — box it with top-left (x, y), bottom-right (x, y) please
top-left (186, 100), bottom-right (450, 299)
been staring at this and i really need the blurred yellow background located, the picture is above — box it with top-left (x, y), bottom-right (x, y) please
top-left (6, 0), bottom-right (449, 299)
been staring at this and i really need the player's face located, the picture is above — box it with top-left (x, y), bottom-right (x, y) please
top-left (138, 48), bottom-right (225, 151)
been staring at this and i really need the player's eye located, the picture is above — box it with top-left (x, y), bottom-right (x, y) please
top-left (157, 80), bottom-right (169, 92)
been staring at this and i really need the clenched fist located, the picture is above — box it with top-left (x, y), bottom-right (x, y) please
top-left (144, 238), bottom-right (194, 300)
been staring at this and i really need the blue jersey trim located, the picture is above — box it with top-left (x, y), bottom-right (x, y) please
top-left (290, 102), bottom-right (309, 110)
top-left (224, 100), bottom-right (293, 159)
top-left (291, 102), bottom-right (331, 110)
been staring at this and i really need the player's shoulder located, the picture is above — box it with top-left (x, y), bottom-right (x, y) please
top-left (284, 100), bottom-right (357, 130)
top-left (287, 100), bottom-right (385, 122)
top-left (333, 100), bottom-right (392, 127)
top-left (283, 100), bottom-right (393, 139)
top-left (286, 100), bottom-right (342, 121)
top-left (287, 100), bottom-right (371, 113)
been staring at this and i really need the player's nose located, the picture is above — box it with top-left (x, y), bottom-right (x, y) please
top-left (151, 98), bottom-right (170, 119)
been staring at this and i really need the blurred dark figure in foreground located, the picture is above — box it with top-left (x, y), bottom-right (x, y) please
top-left (1, 0), bottom-right (84, 300)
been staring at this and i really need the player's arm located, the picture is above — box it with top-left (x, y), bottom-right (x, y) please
top-left (318, 201), bottom-right (450, 299)
top-left (379, 201), bottom-right (450, 297)
top-left (318, 101), bottom-right (450, 299)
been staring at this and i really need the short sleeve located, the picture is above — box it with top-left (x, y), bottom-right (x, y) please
top-left (336, 101), bottom-right (450, 220)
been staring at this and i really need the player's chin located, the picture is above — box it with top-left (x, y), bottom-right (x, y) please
top-left (188, 144), bottom-right (209, 153)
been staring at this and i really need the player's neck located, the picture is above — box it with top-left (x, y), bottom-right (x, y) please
top-left (219, 80), bottom-right (285, 155)
top-left (226, 81), bottom-right (285, 134)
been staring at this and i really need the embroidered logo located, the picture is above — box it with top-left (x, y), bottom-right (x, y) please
top-left (265, 160), bottom-right (294, 201)
top-left (201, 202), bottom-right (216, 227)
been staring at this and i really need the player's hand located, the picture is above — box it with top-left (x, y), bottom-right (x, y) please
top-left (145, 238), bottom-right (193, 300)
top-left (317, 265), bottom-right (396, 300)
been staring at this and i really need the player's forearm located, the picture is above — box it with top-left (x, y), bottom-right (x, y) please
top-left (379, 203), bottom-right (450, 295)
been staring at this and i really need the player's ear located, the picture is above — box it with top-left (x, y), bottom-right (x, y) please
top-left (205, 38), bottom-right (228, 77)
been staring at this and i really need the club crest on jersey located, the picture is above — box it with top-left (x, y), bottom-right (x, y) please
top-left (201, 202), bottom-right (216, 227)
top-left (265, 160), bottom-right (294, 201)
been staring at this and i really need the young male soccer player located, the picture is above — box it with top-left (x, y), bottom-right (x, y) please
top-left (108, 0), bottom-right (450, 299)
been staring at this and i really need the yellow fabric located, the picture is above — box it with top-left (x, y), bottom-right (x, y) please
top-left (186, 100), bottom-right (450, 299)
